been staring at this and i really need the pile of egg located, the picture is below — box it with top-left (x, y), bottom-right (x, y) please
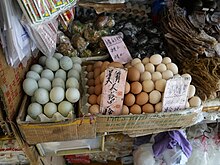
top-left (22, 53), bottom-right (82, 121)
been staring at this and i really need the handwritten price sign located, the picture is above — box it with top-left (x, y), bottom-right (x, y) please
top-left (102, 35), bottom-right (132, 64)
top-left (162, 76), bottom-right (191, 112)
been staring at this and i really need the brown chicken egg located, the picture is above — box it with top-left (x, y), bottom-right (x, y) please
top-left (94, 61), bottom-right (103, 68)
top-left (88, 86), bottom-right (95, 94)
top-left (88, 94), bottom-right (97, 105)
top-left (101, 61), bottom-right (110, 72)
top-left (124, 93), bottom-right (135, 106)
top-left (86, 64), bottom-right (94, 72)
top-left (94, 68), bottom-right (101, 79)
top-left (127, 67), bottom-right (140, 82)
top-left (130, 82), bottom-right (142, 94)
top-left (130, 104), bottom-right (142, 114)
top-left (108, 62), bottom-right (124, 68)
top-left (95, 84), bottom-right (102, 95)
top-left (100, 72), bottom-right (105, 83)
top-left (95, 76), bottom-right (101, 85)
top-left (87, 72), bottom-right (94, 79)
top-left (124, 82), bottom-right (130, 94)
top-left (136, 92), bottom-right (148, 106)
top-left (97, 94), bottom-right (102, 105)
top-left (122, 105), bottom-right (129, 115)
top-left (89, 104), bottom-right (100, 114)
top-left (87, 79), bottom-right (95, 86)
top-left (142, 104), bottom-right (154, 113)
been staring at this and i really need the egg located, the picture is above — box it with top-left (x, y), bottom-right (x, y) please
top-left (66, 88), bottom-right (80, 103)
top-left (88, 94), bottom-right (97, 105)
top-left (124, 93), bottom-right (135, 106)
top-left (44, 102), bottom-right (57, 118)
top-left (68, 69), bottom-right (80, 80)
top-left (162, 70), bottom-right (173, 80)
top-left (155, 79), bottom-right (166, 92)
top-left (152, 72), bottom-right (162, 82)
top-left (55, 69), bottom-right (67, 81)
top-left (182, 73), bottom-right (192, 83)
top-left (149, 54), bottom-right (162, 65)
top-left (26, 71), bottom-right (41, 81)
top-left (23, 78), bottom-right (39, 96)
top-left (100, 72), bottom-right (105, 83)
top-left (142, 80), bottom-right (154, 93)
top-left (95, 76), bottom-right (101, 85)
top-left (142, 57), bottom-right (150, 64)
top-left (38, 56), bottom-right (47, 66)
top-left (136, 92), bottom-right (148, 105)
top-left (86, 64), bottom-right (94, 72)
top-left (149, 90), bottom-right (161, 104)
top-left (130, 82), bottom-right (142, 94)
top-left (86, 72), bottom-right (94, 79)
top-left (145, 63), bottom-right (155, 73)
top-left (46, 57), bottom-right (59, 71)
top-left (185, 102), bottom-right (190, 108)
top-left (140, 71), bottom-right (151, 82)
top-left (125, 63), bottom-right (132, 68)
top-left (89, 104), bottom-right (100, 114)
top-left (30, 64), bottom-right (43, 74)
top-left (188, 85), bottom-right (196, 99)
top-left (162, 57), bottom-right (172, 64)
top-left (108, 62), bottom-right (124, 68)
top-left (53, 52), bottom-right (63, 60)
top-left (155, 102), bottom-right (162, 112)
top-left (60, 56), bottom-right (73, 71)
top-left (88, 86), bottom-right (95, 94)
top-left (166, 63), bottom-right (178, 74)
top-left (131, 58), bottom-right (142, 66)
top-left (134, 62), bottom-right (145, 73)
top-left (72, 63), bottom-right (82, 72)
top-left (27, 103), bottom-right (43, 119)
top-left (52, 78), bottom-right (65, 89)
top-left (97, 94), bottom-right (101, 105)
top-left (156, 63), bottom-right (167, 73)
top-left (95, 84), bottom-right (102, 95)
top-left (66, 77), bottom-right (79, 89)
top-left (58, 101), bottom-right (74, 117)
top-left (189, 96), bottom-right (201, 107)
top-left (130, 104), bottom-right (142, 114)
top-left (94, 61), bottom-right (103, 68)
top-left (142, 104), bottom-right (154, 113)
top-left (41, 69), bottom-right (54, 81)
top-left (94, 68), bottom-right (101, 79)
top-left (38, 78), bottom-right (51, 91)
top-left (34, 88), bottom-right (49, 104)
top-left (125, 82), bottom-right (130, 94)
top-left (71, 56), bottom-right (82, 64)
top-left (50, 87), bottom-right (65, 103)
top-left (87, 79), bottom-right (95, 86)
top-left (122, 105), bottom-right (129, 115)
top-left (127, 67), bottom-right (140, 82)
top-left (174, 74), bottom-right (181, 78)
top-left (101, 61), bottom-right (110, 72)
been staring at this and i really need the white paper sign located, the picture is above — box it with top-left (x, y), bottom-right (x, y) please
top-left (162, 77), bottom-right (191, 112)
top-left (102, 35), bottom-right (132, 64)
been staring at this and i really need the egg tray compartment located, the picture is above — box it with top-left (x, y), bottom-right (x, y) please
top-left (16, 96), bottom-right (96, 145)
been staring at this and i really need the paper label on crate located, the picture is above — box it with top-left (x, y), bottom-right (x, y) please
top-left (100, 68), bottom-right (127, 115)
top-left (162, 77), bottom-right (191, 112)
top-left (102, 35), bottom-right (132, 64)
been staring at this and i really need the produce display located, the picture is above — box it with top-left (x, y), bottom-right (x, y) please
top-left (22, 53), bottom-right (82, 122)
top-left (82, 54), bottom-right (202, 116)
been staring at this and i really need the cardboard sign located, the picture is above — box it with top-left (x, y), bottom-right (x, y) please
top-left (102, 35), bottom-right (132, 64)
top-left (100, 68), bottom-right (127, 115)
top-left (162, 77), bottom-right (191, 112)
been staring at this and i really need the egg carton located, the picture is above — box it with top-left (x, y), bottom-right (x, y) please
top-left (25, 111), bottom-right (76, 123)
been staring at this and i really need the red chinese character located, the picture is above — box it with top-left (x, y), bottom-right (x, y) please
top-left (117, 91), bottom-right (123, 96)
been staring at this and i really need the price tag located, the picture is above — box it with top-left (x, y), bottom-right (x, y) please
top-left (100, 68), bottom-right (127, 115)
top-left (102, 35), bottom-right (132, 64)
top-left (162, 77), bottom-right (191, 112)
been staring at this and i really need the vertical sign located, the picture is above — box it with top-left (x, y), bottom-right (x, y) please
top-left (100, 68), bottom-right (127, 115)
top-left (102, 35), bottom-right (132, 64)
top-left (162, 76), bottom-right (191, 112)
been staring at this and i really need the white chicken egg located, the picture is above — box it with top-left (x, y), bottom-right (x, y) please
top-left (182, 73), bottom-right (192, 83)
top-left (66, 88), bottom-right (80, 103)
top-left (26, 71), bottom-right (40, 81)
top-left (45, 57), bottom-right (59, 71)
top-left (149, 90), bottom-right (161, 104)
top-left (50, 87), bottom-right (65, 103)
top-left (156, 63), bottom-right (167, 73)
top-left (66, 77), bottom-right (79, 89)
top-left (34, 88), bottom-right (49, 104)
top-left (60, 56), bottom-right (73, 71)
top-left (188, 85), bottom-right (196, 99)
top-left (152, 72), bottom-right (162, 82)
top-left (145, 63), bottom-right (155, 73)
top-left (30, 64), bottom-right (43, 74)
top-left (134, 62), bottom-right (145, 73)
top-left (185, 102), bottom-right (190, 108)
top-left (53, 52), bottom-right (63, 60)
top-left (52, 78), bottom-right (65, 89)
top-left (149, 54), bottom-right (162, 65)
top-left (155, 79), bottom-right (166, 92)
top-left (38, 78), bottom-right (51, 91)
top-left (142, 57), bottom-right (150, 64)
top-left (23, 78), bottom-right (38, 96)
top-left (162, 70), bottom-right (173, 80)
top-left (55, 69), bottom-right (66, 81)
top-left (44, 102), bottom-right (57, 118)
top-left (155, 102), bottom-right (162, 112)
top-left (67, 69), bottom-right (80, 80)
top-left (142, 80), bottom-right (154, 93)
top-left (162, 57), bottom-right (172, 64)
top-left (27, 102), bottom-right (42, 119)
top-left (189, 96), bottom-right (201, 107)
top-left (166, 63), bottom-right (178, 74)
top-left (41, 69), bottom-right (54, 81)
top-left (38, 56), bottom-right (47, 66)
top-left (140, 71), bottom-right (151, 82)
top-left (131, 58), bottom-right (142, 66)
top-left (58, 101), bottom-right (74, 117)
top-left (71, 56), bottom-right (82, 64)
top-left (72, 63), bottom-right (82, 72)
